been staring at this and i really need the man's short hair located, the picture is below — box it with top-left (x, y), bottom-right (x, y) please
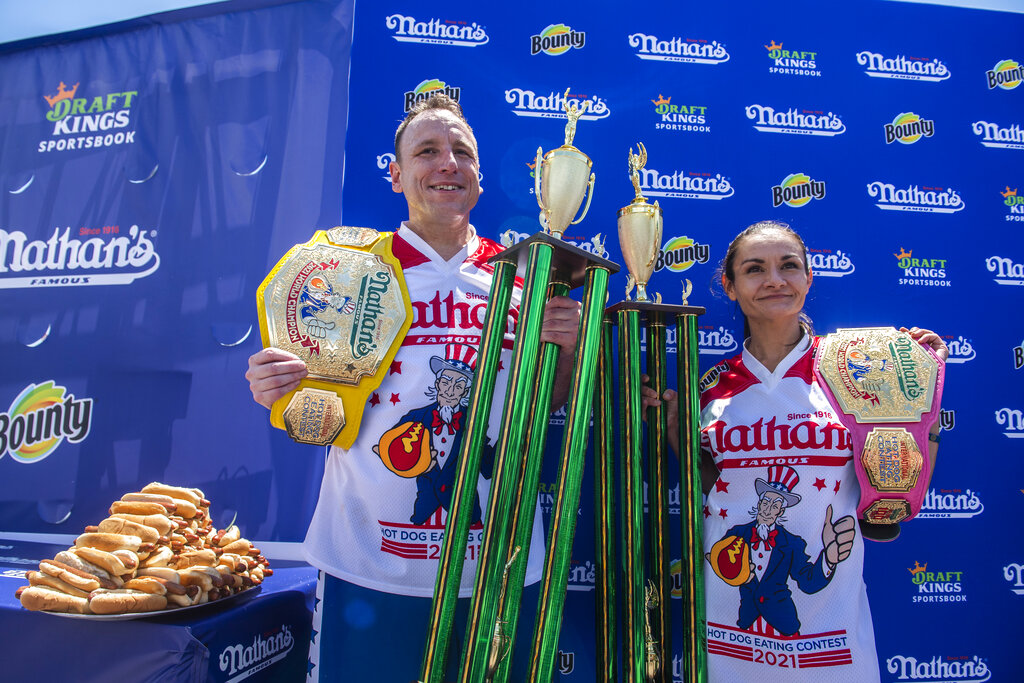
top-left (394, 94), bottom-right (476, 160)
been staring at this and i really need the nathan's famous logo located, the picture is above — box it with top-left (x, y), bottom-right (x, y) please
top-left (985, 255), bottom-right (1024, 286)
top-left (218, 623), bottom-right (294, 678)
top-left (894, 247), bottom-right (950, 288)
top-left (867, 182), bottom-right (964, 213)
top-left (505, 88), bottom-right (610, 120)
top-left (500, 229), bottom-right (608, 259)
top-left (745, 104), bottom-right (845, 136)
top-left (944, 335), bottom-right (975, 364)
top-left (856, 50), bottom-right (950, 82)
top-left (888, 335), bottom-right (929, 400)
top-left (807, 247), bottom-right (855, 277)
top-left (764, 40), bottom-right (820, 76)
top-left (655, 235), bottom-right (710, 273)
top-left (996, 407), bottom-right (1024, 438)
top-left (350, 271), bottom-right (393, 359)
top-left (771, 173), bottom-right (825, 208)
top-left (885, 112), bottom-right (935, 144)
top-left (986, 58), bottom-right (1022, 90)
top-left (1004, 562), bottom-right (1024, 595)
top-left (384, 14), bottom-right (488, 47)
top-left (918, 488), bottom-right (983, 519)
top-left (886, 654), bottom-right (990, 682)
top-left (651, 94), bottom-right (710, 133)
top-left (0, 225), bottom-right (160, 289)
top-left (403, 79), bottom-right (461, 113)
top-left (907, 560), bottom-right (966, 604)
top-left (628, 32), bottom-right (729, 64)
top-left (40, 81), bottom-right (138, 153)
top-left (700, 326), bottom-right (739, 356)
top-left (971, 120), bottom-right (1024, 150)
top-left (1002, 186), bottom-right (1024, 222)
top-left (0, 382), bottom-right (93, 463)
top-left (565, 560), bottom-right (595, 591)
top-left (640, 168), bottom-right (734, 200)
top-left (530, 23), bottom-right (585, 56)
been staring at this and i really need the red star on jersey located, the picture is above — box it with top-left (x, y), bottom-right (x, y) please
top-left (499, 360), bottom-right (505, 371)
top-left (703, 505), bottom-right (711, 519)
top-left (389, 361), bottom-right (403, 375)
top-left (390, 393), bottom-right (401, 405)
top-left (714, 479), bottom-right (730, 493)
top-left (813, 478), bottom-right (826, 491)
top-left (369, 393), bottom-right (380, 407)
top-left (834, 480), bottom-right (842, 493)
top-left (718, 508), bottom-right (728, 519)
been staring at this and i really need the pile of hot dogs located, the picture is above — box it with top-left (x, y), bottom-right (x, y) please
top-left (15, 482), bottom-right (272, 615)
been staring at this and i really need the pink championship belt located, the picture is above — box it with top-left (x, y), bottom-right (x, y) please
top-left (812, 327), bottom-right (945, 536)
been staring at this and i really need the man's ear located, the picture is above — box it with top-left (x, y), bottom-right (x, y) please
top-left (389, 160), bottom-right (403, 194)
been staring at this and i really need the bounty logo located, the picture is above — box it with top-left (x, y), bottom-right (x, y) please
top-left (652, 95), bottom-right (710, 133)
top-left (1002, 186), bottom-right (1023, 222)
top-left (996, 407), bottom-right (1024, 438)
top-left (40, 81), bottom-right (138, 153)
top-left (807, 247), bottom-right (856, 277)
top-left (218, 623), bottom-right (294, 679)
top-left (0, 381), bottom-right (93, 464)
top-left (641, 168), bottom-right (734, 200)
top-left (655, 236), bottom-right (710, 273)
top-left (856, 50), bottom-right (950, 81)
top-left (971, 120), bottom-right (1024, 150)
top-left (885, 112), bottom-right (935, 144)
top-left (765, 40), bottom-right (820, 77)
top-left (945, 335), bottom-right (975, 364)
top-left (939, 408), bottom-right (955, 432)
top-left (505, 88), bottom-right (610, 121)
top-left (745, 104), bottom-right (845, 136)
top-left (628, 33), bottom-right (730, 65)
top-left (384, 14), bottom-right (489, 47)
top-left (918, 488), bottom-right (984, 519)
top-left (908, 560), bottom-right (966, 604)
top-left (986, 58), bottom-right (1022, 90)
top-left (867, 182), bottom-right (964, 213)
top-left (0, 224), bottom-right (160, 288)
top-left (1004, 562), bottom-right (1024, 595)
top-left (894, 248), bottom-right (950, 288)
top-left (985, 255), bottom-right (1024, 285)
top-left (771, 173), bottom-right (825, 208)
top-left (403, 79), bottom-right (461, 113)
top-left (670, 558), bottom-right (683, 598)
top-left (1014, 339), bottom-right (1024, 370)
top-left (530, 24), bottom-right (585, 56)
top-left (557, 650), bottom-right (576, 675)
top-left (886, 654), bottom-right (990, 682)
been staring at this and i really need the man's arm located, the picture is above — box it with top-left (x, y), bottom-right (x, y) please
top-left (540, 296), bottom-right (582, 410)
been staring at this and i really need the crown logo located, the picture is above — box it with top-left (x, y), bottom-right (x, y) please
top-left (651, 94), bottom-right (671, 107)
top-left (44, 81), bottom-right (79, 108)
top-left (894, 247), bottom-right (912, 260)
top-left (526, 159), bottom-right (537, 170)
top-left (1001, 186), bottom-right (1017, 198)
top-left (765, 40), bottom-right (784, 52)
top-left (908, 560), bottom-right (928, 575)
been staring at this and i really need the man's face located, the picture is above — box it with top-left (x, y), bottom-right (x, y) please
top-left (435, 368), bottom-right (471, 408)
top-left (756, 491), bottom-right (786, 527)
top-left (390, 110), bottom-right (481, 231)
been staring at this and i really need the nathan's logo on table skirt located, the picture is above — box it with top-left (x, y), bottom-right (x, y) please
top-left (764, 40), bottom-right (820, 76)
top-left (807, 247), bottom-right (855, 277)
top-left (651, 95), bottom-right (710, 133)
top-left (403, 78), bottom-right (461, 113)
top-left (218, 623), bottom-right (294, 679)
top-left (628, 32), bottom-right (730, 64)
top-left (529, 23), bottom-right (585, 55)
top-left (505, 88), bottom-right (610, 120)
top-left (384, 14), bottom-right (489, 47)
top-left (655, 235), bottom-right (710, 273)
top-left (38, 80), bottom-right (138, 153)
top-left (986, 58), bottom-right (1022, 90)
top-left (885, 112), bottom-right (935, 144)
top-left (771, 173), bottom-right (825, 208)
top-left (1004, 562), bottom-right (1024, 595)
top-left (894, 248), bottom-right (950, 287)
top-left (0, 225), bottom-right (160, 288)
top-left (868, 182), bottom-right (964, 213)
top-left (0, 381), bottom-right (92, 463)
top-left (640, 167), bottom-right (734, 200)
top-left (1002, 186), bottom-right (1024, 221)
top-left (985, 255), bottom-right (1024, 285)
top-left (885, 654), bottom-right (990, 682)
top-left (944, 336), bottom-right (975, 363)
top-left (996, 408), bottom-right (1024, 438)
top-left (971, 120), bottom-right (1024, 150)
top-left (917, 488), bottom-right (984, 519)
top-left (856, 50), bottom-right (950, 81)
top-left (745, 104), bottom-right (845, 136)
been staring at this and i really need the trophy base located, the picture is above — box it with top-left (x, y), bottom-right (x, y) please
top-left (491, 232), bottom-right (619, 287)
top-left (606, 300), bottom-right (706, 320)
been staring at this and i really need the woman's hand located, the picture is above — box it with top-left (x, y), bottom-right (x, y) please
top-left (900, 327), bottom-right (949, 362)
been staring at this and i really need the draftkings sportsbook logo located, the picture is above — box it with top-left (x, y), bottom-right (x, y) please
top-left (867, 182), bottom-right (964, 213)
top-left (218, 623), bottom-right (294, 680)
top-left (907, 560), bottom-right (967, 604)
top-left (403, 79), bottom-right (461, 113)
top-left (384, 14), bottom-right (489, 47)
top-left (885, 654), bottom-right (990, 682)
top-left (894, 248), bottom-right (950, 288)
top-left (764, 40), bottom-right (820, 77)
top-left (807, 247), bottom-right (855, 277)
top-left (985, 255), bottom-right (1024, 286)
top-left (986, 58), bottom-right (1022, 90)
top-left (856, 50), bottom-right (951, 82)
top-left (505, 88), bottom-right (610, 120)
top-left (885, 112), bottom-right (935, 144)
top-left (1002, 186), bottom-right (1024, 222)
top-left (745, 104), bottom-right (845, 136)
top-left (651, 95), bottom-right (710, 133)
top-left (996, 407), bottom-right (1024, 438)
top-left (918, 487), bottom-right (983, 519)
top-left (771, 173), bottom-right (825, 208)
top-left (971, 120), bottom-right (1024, 150)
top-left (0, 381), bottom-right (93, 464)
top-left (628, 32), bottom-right (730, 64)
top-left (530, 24), bottom-right (585, 55)
top-left (641, 168), bottom-right (734, 200)
top-left (39, 81), bottom-right (138, 153)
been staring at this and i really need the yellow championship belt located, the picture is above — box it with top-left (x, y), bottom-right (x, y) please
top-left (256, 227), bottom-right (413, 449)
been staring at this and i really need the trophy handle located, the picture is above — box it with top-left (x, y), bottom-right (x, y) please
top-left (534, 147), bottom-right (545, 210)
top-left (569, 172), bottom-right (596, 226)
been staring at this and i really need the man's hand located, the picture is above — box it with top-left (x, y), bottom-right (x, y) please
top-left (245, 347), bottom-right (308, 409)
top-left (304, 317), bottom-right (336, 339)
top-left (541, 296), bottom-right (582, 409)
top-left (821, 504), bottom-right (856, 568)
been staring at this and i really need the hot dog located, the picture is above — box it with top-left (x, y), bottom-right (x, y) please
top-left (73, 546), bottom-right (137, 576)
top-left (27, 570), bottom-right (92, 599)
top-left (89, 589), bottom-right (167, 614)
top-left (141, 482), bottom-right (203, 508)
top-left (97, 517), bottom-right (160, 544)
top-left (120, 492), bottom-right (177, 513)
top-left (53, 550), bottom-right (124, 587)
top-left (75, 532), bottom-right (142, 553)
top-left (19, 585), bottom-right (91, 614)
top-left (109, 500), bottom-right (168, 517)
top-left (38, 559), bottom-right (117, 592)
top-left (108, 512), bottom-right (175, 537)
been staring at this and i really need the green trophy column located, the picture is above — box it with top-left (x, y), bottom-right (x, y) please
top-left (646, 315), bottom-right (671, 683)
top-left (593, 319), bottom-right (617, 683)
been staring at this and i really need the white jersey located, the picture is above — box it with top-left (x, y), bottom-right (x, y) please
top-left (700, 335), bottom-right (880, 682)
top-left (304, 224), bottom-right (544, 597)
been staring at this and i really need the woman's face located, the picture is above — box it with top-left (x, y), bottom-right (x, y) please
top-left (722, 230), bottom-right (812, 325)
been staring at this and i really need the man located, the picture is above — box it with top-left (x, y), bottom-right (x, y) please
top-left (246, 94), bottom-right (580, 681)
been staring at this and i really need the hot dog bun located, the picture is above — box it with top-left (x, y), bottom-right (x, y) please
top-left (75, 532), bottom-right (142, 553)
top-left (89, 589), bottom-right (167, 614)
top-left (19, 585), bottom-right (91, 614)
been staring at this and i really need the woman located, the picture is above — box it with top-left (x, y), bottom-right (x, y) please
top-left (644, 220), bottom-right (947, 682)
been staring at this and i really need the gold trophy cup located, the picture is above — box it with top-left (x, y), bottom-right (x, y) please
top-left (535, 88), bottom-right (596, 239)
top-left (617, 143), bottom-right (662, 302)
